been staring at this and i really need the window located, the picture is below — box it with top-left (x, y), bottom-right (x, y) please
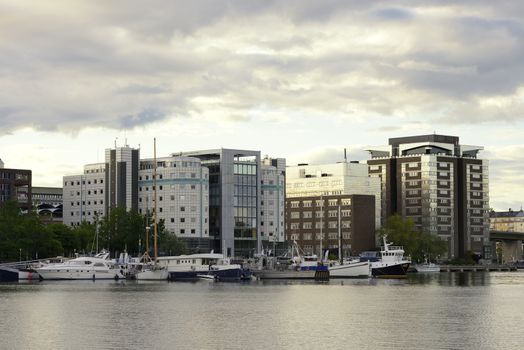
top-left (180, 218), bottom-right (185, 223)
top-left (180, 206), bottom-right (185, 212)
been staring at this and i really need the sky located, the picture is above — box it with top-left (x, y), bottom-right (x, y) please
top-left (1, 0), bottom-right (523, 211)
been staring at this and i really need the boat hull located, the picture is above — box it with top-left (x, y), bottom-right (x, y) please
top-left (38, 270), bottom-right (122, 280)
top-left (253, 270), bottom-right (317, 279)
top-left (170, 267), bottom-right (249, 281)
top-left (415, 264), bottom-right (441, 273)
top-left (0, 267), bottom-right (19, 282)
top-left (371, 262), bottom-right (410, 278)
top-left (329, 262), bottom-right (371, 278)
top-left (136, 269), bottom-right (168, 281)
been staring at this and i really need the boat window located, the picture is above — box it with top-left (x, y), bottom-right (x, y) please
top-left (94, 263), bottom-right (104, 267)
top-left (85, 261), bottom-right (92, 265)
top-left (192, 260), bottom-right (196, 264)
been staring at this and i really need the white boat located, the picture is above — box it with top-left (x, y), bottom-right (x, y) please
top-left (360, 236), bottom-right (411, 278)
top-left (135, 264), bottom-right (169, 280)
top-left (328, 260), bottom-right (371, 278)
top-left (415, 261), bottom-right (440, 273)
top-left (157, 253), bottom-right (248, 281)
top-left (36, 251), bottom-right (125, 280)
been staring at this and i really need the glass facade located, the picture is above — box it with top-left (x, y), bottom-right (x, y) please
top-left (233, 163), bottom-right (258, 256)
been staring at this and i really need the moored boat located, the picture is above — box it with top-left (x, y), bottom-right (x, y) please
top-left (360, 236), bottom-right (410, 278)
top-left (328, 260), bottom-right (371, 278)
top-left (36, 251), bottom-right (125, 280)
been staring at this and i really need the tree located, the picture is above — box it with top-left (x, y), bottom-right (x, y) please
top-left (379, 214), bottom-right (447, 262)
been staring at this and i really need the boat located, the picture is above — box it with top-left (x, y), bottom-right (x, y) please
top-left (36, 251), bottom-right (126, 280)
top-left (327, 209), bottom-right (371, 278)
top-left (252, 241), bottom-right (329, 280)
top-left (515, 260), bottom-right (524, 269)
top-left (328, 260), bottom-right (371, 278)
top-left (135, 138), bottom-right (169, 281)
top-left (360, 236), bottom-right (411, 278)
top-left (157, 253), bottom-right (249, 281)
top-left (415, 259), bottom-right (440, 273)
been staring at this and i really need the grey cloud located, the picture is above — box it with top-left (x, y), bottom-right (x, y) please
top-left (119, 108), bottom-right (166, 129)
top-left (2, 0), bottom-right (524, 133)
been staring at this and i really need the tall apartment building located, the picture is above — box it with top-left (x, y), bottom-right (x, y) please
top-left (0, 159), bottom-right (32, 212)
top-left (367, 134), bottom-right (490, 259)
top-left (286, 161), bottom-right (381, 230)
top-left (260, 157), bottom-right (286, 251)
top-left (138, 156), bottom-right (209, 252)
top-left (105, 146), bottom-right (139, 211)
top-left (286, 194), bottom-right (376, 257)
top-left (179, 149), bottom-right (285, 257)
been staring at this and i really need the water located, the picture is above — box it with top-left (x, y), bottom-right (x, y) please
top-left (1, 272), bottom-right (523, 350)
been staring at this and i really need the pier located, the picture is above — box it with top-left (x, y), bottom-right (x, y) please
top-left (438, 265), bottom-right (516, 272)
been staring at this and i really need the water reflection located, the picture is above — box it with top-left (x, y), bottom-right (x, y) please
top-left (1, 272), bottom-right (523, 350)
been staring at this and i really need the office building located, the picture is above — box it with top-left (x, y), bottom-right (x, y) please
top-left (367, 134), bottom-right (490, 259)
top-left (260, 157), bottom-right (286, 252)
top-left (286, 161), bottom-right (381, 230)
top-left (179, 149), bottom-right (285, 257)
top-left (138, 156), bottom-right (209, 252)
top-left (286, 194), bottom-right (376, 256)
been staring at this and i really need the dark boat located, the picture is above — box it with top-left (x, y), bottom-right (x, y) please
top-left (360, 236), bottom-right (411, 277)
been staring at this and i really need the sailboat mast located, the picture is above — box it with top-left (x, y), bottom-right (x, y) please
top-left (338, 203), bottom-right (342, 264)
top-left (153, 137), bottom-right (158, 262)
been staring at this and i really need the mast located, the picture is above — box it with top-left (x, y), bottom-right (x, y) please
top-left (319, 195), bottom-right (323, 260)
top-left (153, 137), bottom-right (158, 262)
top-left (338, 203), bottom-right (342, 264)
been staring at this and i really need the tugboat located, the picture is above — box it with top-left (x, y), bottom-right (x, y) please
top-left (360, 236), bottom-right (410, 278)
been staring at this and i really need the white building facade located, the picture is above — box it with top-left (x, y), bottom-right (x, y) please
top-left (260, 157), bottom-right (286, 250)
top-left (138, 156), bottom-right (210, 252)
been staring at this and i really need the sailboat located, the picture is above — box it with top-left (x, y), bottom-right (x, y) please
top-left (136, 138), bottom-right (169, 281)
top-left (328, 204), bottom-right (371, 278)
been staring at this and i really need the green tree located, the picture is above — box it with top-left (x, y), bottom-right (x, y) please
top-left (379, 214), bottom-right (447, 262)
top-left (157, 219), bottom-right (187, 256)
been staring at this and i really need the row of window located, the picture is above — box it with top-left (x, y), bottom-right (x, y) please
top-left (289, 221), bottom-right (351, 229)
top-left (69, 189), bottom-right (104, 196)
top-left (65, 179), bottom-right (104, 186)
top-left (290, 199), bottom-right (352, 208)
top-left (139, 172), bottom-right (202, 180)
top-left (139, 184), bottom-right (201, 191)
top-left (71, 200), bottom-right (103, 206)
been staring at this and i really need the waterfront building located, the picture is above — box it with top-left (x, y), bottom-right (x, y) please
top-left (366, 134), bottom-right (490, 259)
top-left (105, 146), bottom-right (140, 211)
top-left (63, 163), bottom-right (106, 226)
top-left (286, 194), bottom-right (376, 256)
top-left (286, 161), bottom-right (381, 230)
top-left (138, 156), bottom-right (210, 252)
top-left (178, 149), bottom-right (284, 257)
top-left (260, 157), bottom-right (286, 252)
top-left (0, 160), bottom-right (32, 212)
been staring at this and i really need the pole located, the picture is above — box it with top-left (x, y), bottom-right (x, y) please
top-left (153, 138), bottom-right (158, 262)
top-left (338, 204), bottom-right (342, 264)
top-left (319, 195), bottom-right (323, 260)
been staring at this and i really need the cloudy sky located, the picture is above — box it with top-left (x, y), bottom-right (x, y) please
top-left (1, 0), bottom-right (523, 210)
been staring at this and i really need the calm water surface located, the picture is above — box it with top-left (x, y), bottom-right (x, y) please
top-left (1, 272), bottom-right (523, 350)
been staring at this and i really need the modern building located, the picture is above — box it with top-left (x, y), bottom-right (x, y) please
top-left (105, 146), bottom-right (140, 211)
top-left (138, 156), bottom-right (210, 252)
top-left (286, 161), bottom-right (381, 230)
top-left (63, 163), bottom-right (107, 226)
top-left (260, 157), bottom-right (286, 253)
top-left (367, 134), bottom-right (490, 259)
top-left (0, 159), bottom-right (32, 212)
top-left (178, 149), bottom-right (285, 257)
top-left (286, 194), bottom-right (376, 257)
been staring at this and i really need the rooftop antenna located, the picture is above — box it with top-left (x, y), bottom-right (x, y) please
top-left (114, 137), bottom-right (118, 149)
top-left (124, 129), bottom-right (128, 147)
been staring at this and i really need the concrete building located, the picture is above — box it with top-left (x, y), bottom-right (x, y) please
top-left (367, 134), bottom-right (490, 259)
top-left (260, 157), bottom-right (286, 252)
top-left (105, 146), bottom-right (140, 211)
top-left (63, 163), bottom-right (106, 226)
top-left (286, 161), bottom-right (381, 230)
top-left (286, 194), bottom-right (376, 257)
top-left (0, 160), bottom-right (32, 212)
top-left (179, 149), bottom-right (284, 257)
top-left (138, 156), bottom-right (209, 252)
